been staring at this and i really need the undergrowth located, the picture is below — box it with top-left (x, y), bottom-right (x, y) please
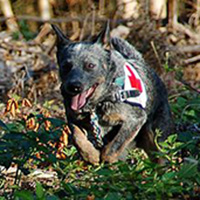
top-left (0, 90), bottom-right (200, 200)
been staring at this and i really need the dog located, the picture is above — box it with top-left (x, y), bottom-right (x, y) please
top-left (52, 23), bottom-right (173, 164)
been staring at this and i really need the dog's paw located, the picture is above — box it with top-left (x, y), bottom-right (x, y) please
top-left (101, 147), bottom-right (118, 163)
top-left (99, 101), bottom-right (116, 114)
top-left (97, 101), bottom-right (122, 126)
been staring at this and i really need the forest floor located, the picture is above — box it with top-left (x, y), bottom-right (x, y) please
top-left (0, 20), bottom-right (200, 199)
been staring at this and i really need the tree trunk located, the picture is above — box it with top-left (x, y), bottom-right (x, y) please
top-left (168, 0), bottom-right (178, 29)
top-left (149, 0), bottom-right (167, 20)
top-left (38, 0), bottom-right (52, 21)
top-left (0, 0), bottom-right (19, 32)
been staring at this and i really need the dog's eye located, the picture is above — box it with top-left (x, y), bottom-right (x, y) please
top-left (86, 63), bottom-right (96, 69)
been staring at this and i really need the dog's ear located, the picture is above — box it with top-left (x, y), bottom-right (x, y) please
top-left (51, 24), bottom-right (70, 46)
top-left (93, 21), bottom-right (110, 46)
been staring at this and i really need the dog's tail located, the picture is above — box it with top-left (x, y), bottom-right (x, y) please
top-left (111, 37), bottom-right (145, 64)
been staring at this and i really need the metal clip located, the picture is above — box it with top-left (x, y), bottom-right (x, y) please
top-left (117, 89), bottom-right (140, 102)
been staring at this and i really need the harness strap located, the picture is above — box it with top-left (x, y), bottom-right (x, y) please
top-left (115, 89), bottom-right (140, 102)
top-left (114, 62), bottom-right (147, 108)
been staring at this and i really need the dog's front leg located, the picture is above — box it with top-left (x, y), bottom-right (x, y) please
top-left (72, 124), bottom-right (100, 165)
top-left (97, 102), bottom-right (147, 163)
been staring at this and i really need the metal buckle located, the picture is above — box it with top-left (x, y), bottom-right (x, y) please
top-left (118, 89), bottom-right (140, 102)
top-left (118, 90), bottom-right (126, 101)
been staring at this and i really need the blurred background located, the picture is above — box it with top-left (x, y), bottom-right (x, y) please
top-left (0, 0), bottom-right (200, 106)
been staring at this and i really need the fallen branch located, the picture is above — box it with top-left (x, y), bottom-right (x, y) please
top-left (184, 54), bottom-right (200, 64)
top-left (174, 23), bottom-right (200, 42)
top-left (0, 15), bottom-right (134, 24)
top-left (180, 79), bottom-right (200, 94)
top-left (168, 45), bottom-right (200, 53)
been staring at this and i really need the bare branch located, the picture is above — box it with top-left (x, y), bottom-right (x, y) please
top-left (184, 54), bottom-right (200, 64)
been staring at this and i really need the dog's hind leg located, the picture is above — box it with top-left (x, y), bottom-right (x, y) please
top-left (136, 102), bottom-right (173, 163)
top-left (135, 123), bottom-right (159, 162)
top-left (152, 101), bottom-right (173, 141)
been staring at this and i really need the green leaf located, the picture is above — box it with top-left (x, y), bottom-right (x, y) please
top-left (14, 190), bottom-right (34, 200)
top-left (177, 97), bottom-right (187, 106)
top-left (3, 132), bottom-right (24, 141)
top-left (36, 182), bottom-right (45, 199)
top-left (46, 195), bottom-right (60, 200)
top-left (167, 134), bottom-right (177, 144)
top-left (62, 183), bottom-right (76, 194)
top-left (178, 163), bottom-right (198, 179)
top-left (45, 118), bottom-right (66, 128)
top-left (97, 168), bottom-right (113, 176)
top-left (162, 172), bottom-right (176, 182)
top-left (104, 192), bottom-right (122, 200)
top-left (186, 109), bottom-right (195, 117)
top-left (0, 120), bottom-right (9, 131)
top-left (159, 141), bottom-right (169, 148)
top-left (6, 123), bottom-right (24, 132)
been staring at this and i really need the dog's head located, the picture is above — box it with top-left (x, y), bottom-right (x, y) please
top-left (53, 24), bottom-right (114, 112)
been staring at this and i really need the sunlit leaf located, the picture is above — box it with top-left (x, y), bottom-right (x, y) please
top-left (36, 182), bottom-right (44, 199)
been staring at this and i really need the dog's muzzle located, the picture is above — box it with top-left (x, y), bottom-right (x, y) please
top-left (66, 81), bottom-right (84, 95)
top-left (69, 83), bottom-right (98, 111)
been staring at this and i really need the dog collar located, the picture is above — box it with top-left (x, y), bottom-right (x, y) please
top-left (114, 62), bottom-right (147, 108)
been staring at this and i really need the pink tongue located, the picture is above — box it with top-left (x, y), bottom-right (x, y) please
top-left (71, 91), bottom-right (87, 110)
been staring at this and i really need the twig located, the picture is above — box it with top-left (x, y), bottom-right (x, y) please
top-left (34, 23), bottom-right (52, 44)
top-left (175, 23), bottom-right (200, 42)
top-left (150, 40), bottom-right (162, 67)
top-left (180, 79), bottom-right (200, 93)
top-left (184, 54), bottom-right (200, 64)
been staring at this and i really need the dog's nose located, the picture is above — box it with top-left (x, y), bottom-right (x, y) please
top-left (67, 82), bottom-right (83, 94)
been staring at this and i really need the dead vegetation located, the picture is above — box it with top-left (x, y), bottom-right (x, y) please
top-left (0, 0), bottom-right (200, 101)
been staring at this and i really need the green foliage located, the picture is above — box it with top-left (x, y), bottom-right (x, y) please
top-left (12, 20), bottom-right (36, 40)
top-left (0, 91), bottom-right (200, 199)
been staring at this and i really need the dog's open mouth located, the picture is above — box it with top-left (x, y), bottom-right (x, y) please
top-left (71, 84), bottom-right (98, 111)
